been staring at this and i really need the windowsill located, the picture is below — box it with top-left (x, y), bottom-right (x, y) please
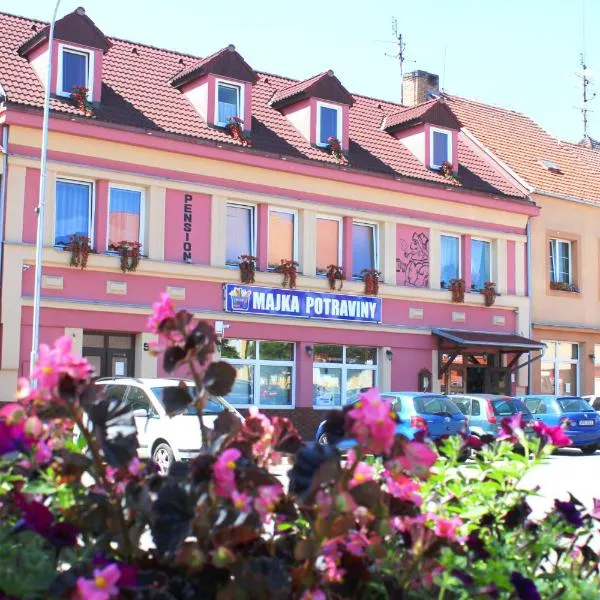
top-left (547, 286), bottom-right (581, 297)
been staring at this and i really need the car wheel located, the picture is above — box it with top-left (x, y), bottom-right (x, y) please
top-left (153, 443), bottom-right (174, 475)
top-left (581, 444), bottom-right (599, 455)
top-left (318, 433), bottom-right (329, 446)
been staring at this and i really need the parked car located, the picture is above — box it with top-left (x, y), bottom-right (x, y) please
top-left (94, 378), bottom-right (243, 474)
top-left (451, 394), bottom-right (534, 438)
top-left (520, 395), bottom-right (600, 454)
top-left (583, 395), bottom-right (600, 412)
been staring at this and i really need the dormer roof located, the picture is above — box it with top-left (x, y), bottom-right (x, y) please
top-left (18, 7), bottom-right (111, 56)
top-left (270, 70), bottom-right (354, 109)
top-left (384, 99), bottom-right (462, 133)
top-left (170, 44), bottom-right (257, 88)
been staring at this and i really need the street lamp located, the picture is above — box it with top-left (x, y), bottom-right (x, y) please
top-left (30, 0), bottom-right (62, 379)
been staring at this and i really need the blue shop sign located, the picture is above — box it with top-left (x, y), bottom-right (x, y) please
top-left (224, 284), bottom-right (382, 323)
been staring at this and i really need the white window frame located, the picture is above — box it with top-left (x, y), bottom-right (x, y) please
top-left (470, 237), bottom-right (492, 290)
top-left (429, 126), bottom-right (452, 169)
top-left (440, 233), bottom-right (461, 288)
top-left (57, 43), bottom-right (94, 100)
top-left (541, 340), bottom-right (579, 396)
top-left (267, 207), bottom-right (298, 269)
top-left (224, 340), bottom-right (296, 409)
top-left (549, 238), bottom-right (572, 285)
top-left (312, 345), bottom-right (379, 410)
top-left (316, 101), bottom-right (343, 147)
top-left (214, 79), bottom-right (244, 127)
top-left (106, 184), bottom-right (146, 254)
top-left (54, 178), bottom-right (95, 248)
top-left (316, 214), bottom-right (343, 275)
top-left (225, 202), bottom-right (256, 266)
top-left (352, 221), bottom-right (379, 279)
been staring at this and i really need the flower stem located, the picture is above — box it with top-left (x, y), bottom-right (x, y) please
top-left (187, 357), bottom-right (209, 450)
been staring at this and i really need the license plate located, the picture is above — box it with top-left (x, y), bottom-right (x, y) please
top-left (579, 420), bottom-right (595, 426)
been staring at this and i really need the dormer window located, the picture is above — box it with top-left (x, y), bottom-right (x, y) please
top-left (430, 127), bottom-right (451, 169)
top-left (216, 79), bottom-right (243, 126)
top-left (317, 101), bottom-right (342, 146)
top-left (58, 45), bottom-right (92, 97)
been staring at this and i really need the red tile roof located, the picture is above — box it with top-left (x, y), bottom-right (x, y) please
top-left (384, 99), bottom-right (462, 132)
top-left (270, 70), bottom-right (354, 108)
top-left (0, 10), bottom-right (528, 201)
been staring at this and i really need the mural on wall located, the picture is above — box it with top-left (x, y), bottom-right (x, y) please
top-left (396, 225), bottom-right (430, 288)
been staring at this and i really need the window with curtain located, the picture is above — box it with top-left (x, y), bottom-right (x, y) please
top-left (431, 129), bottom-right (450, 168)
top-left (316, 217), bottom-right (341, 274)
top-left (108, 188), bottom-right (142, 249)
top-left (471, 239), bottom-right (491, 289)
top-left (217, 82), bottom-right (240, 125)
top-left (268, 209), bottom-right (295, 268)
top-left (352, 222), bottom-right (376, 278)
top-left (61, 48), bottom-right (89, 94)
top-left (319, 104), bottom-right (340, 144)
top-left (549, 239), bottom-right (572, 284)
top-left (440, 235), bottom-right (459, 287)
top-left (55, 180), bottom-right (92, 246)
top-left (226, 204), bottom-right (254, 265)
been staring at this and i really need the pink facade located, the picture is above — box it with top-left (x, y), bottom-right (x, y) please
top-left (22, 168), bottom-right (40, 243)
top-left (507, 240), bottom-right (516, 295)
top-left (396, 224), bottom-right (429, 287)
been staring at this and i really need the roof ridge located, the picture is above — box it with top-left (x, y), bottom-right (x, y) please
top-left (447, 94), bottom-right (529, 118)
top-left (0, 10), bottom-right (45, 26)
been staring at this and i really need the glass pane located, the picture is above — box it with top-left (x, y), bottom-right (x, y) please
top-left (313, 344), bottom-right (343, 364)
top-left (226, 205), bottom-right (252, 264)
top-left (268, 211), bottom-right (294, 268)
top-left (217, 84), bottom-right (239, 123)
top-left (557, 398), bottom-right (592, 413)
top-left (558, 241), bottom-right (571, 283)
top-left (313, 367), bottom-right (341, 407)
top-left (226, 365), bottom-right (254, 405)
top-left (259, 341), bottom-right (294, 361)
top-left (319, 106), bottom-right (338, 144)
top-left (541, 340), bottom-right (556, 359)
top-left (221, 339), bottom-right (256, 360)
top-left (109, 188), bottom-right (141, 248)
top-left (83, 334), bottom-right (104, 348)
top-left (471, 239), bottom-right (491, 290)
top-left (62, 50), bottom-right (88, 92)
top-left (352, 223), bottom-right (375, 277)
top-left (128, 387), bottom-right (151, 412)
top-left (108, 336), bottom-right (133, 350)
top-left (86, 355), bottom-right (102, 378)
top-left (111, 356), bottom-right (128, 377)
top-left (557, 362), bottom-right (577, 395)
top-left (549, 240), bottom-right (557, 283)
top-left (346, 369), bottom-right (376, 405)
top-left (346, 346), bottom-right (377, 365)
top-left (316, 218), bottom-right (340, 274)
top-left (259, 365), bottom-right (292, 406)
top-left (540, 361), bottom-right (555, 394)
top-left (440, 235), bottom-right (459, 286)
top-left (432, 131), bottom-right (449, 166)
top-left (556, 342), bottom-right (578, 360)
top-left (55, 181), bottom-right (90, 245)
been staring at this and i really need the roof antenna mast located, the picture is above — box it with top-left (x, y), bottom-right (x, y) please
top-left (578, 0), bottom-right (595, 141)
top-left (386, 18), bottom-right (407, 104)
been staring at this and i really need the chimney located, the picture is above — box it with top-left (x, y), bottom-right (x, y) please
top-left (402, 70), bottom-right (440, 106)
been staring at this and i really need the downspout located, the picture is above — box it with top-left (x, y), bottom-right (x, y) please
top-left (526, 217), bottom-right (533, 393)
top-left (0, 124), bottom-right (8, 280)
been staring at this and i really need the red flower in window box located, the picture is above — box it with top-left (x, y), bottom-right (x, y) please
top-left (70, 85), bottom-right (93, 117)
top-left (326, 264), bottom-right (344, 291)
top-left (238, 255), bottom-right (257, 284)
top-left (225, 116), bottom-right (253, 147)
top-left (326, 136), bottom-right (348, 164)
top-left (111, 240), bottom-right (142, 273)
top-left (439, 160), bottom-right (457, 180)
top-left (480, 281), bottom-right (497, 306)
top-left (66, 234), bottom-right (91, 270)
top-left (361, 268), bottom-right (381, 296)
top-left (276, 259), bottom-right (299, 289)
top-left (449, 278), bottom-right (465, 303)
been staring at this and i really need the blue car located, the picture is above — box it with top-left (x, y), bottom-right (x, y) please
top-left (521, 395), bottom-right (600, 454)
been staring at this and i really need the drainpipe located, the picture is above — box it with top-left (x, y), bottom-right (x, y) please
top-left (0, 125), bottom-right (8, 280)
top-left (526, 218), bottom-right (533, 392)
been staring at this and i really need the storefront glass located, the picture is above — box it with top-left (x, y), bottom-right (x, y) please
top-left (540, 341), bottom-right (579, 395)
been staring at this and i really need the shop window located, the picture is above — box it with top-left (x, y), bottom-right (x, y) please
top-left (226, 203), bottom-right (255, 266)
top-left (55, 179), bottom-right (93, 247)
top-left (471, 238), bottom-right (492, 290)
top-left (540, 340), bottom-right (579, 395)
top-left (221, 339), bottom-right (294, 407)
top-left (216, 80), bottom-right (242, 127)
top-left (58, 45), bottom-right (91, 97)
top-left (312, 344), bottom-right (377, 407)
top-left (268, 208), bottom-right (297, 269)
top-left (108, 187), bottom-right (144, 251)
top-left (316, 216), bottom-right (342, 274)
top-left (317, 102), bottom-right (342, 146)
top-left (595, 344), bottom-right (600, 396)
top-left (549, 238), bottom-right (572, 285)
top-left (352, 222), bottom-right (378, 278)
top-left (440, 234), bottom-right (460, 287)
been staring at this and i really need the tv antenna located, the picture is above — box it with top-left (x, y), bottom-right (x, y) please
top-left (383, 17), bottom-right (413, 104)
top-left (579, 54), bottom-right (595, 140)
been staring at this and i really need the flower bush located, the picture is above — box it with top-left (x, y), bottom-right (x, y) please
top-left (110, 241), bottom-right (142, 273)
top-left (66, 235), bottom-right (91, 270)
top-left (238, 254), bottom-right (257, 284)
top-left (0, 293), bottom-right (599, 598)
top-left (70, 86), bottom-right (93, 117)
top-left (325, 264), bottom-right (344, 291)
top-left (276, 259), bottom-right (299, 289)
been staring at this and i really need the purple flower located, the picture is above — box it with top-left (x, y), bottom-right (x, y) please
top-left (466, 531), bottom-right (490, 559)
top-left (498, 413), bottom-right (524, 444)
top-left (555, 498), bottom-right (584, 527)
top-left (510, 572), bottom-right (541, 600)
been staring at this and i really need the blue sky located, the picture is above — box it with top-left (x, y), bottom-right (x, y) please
top-left (3, 0), bottom-right (599, 142)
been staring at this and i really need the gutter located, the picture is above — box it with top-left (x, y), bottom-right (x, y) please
top-left (0, 124), bottom-right (7, 280)
top-left (526, 217), bottom-right (533, 392)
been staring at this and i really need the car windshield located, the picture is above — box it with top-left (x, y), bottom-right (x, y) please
top-left (492, 398), bottom-right (531, 416)
top-left (557, 397), bottom-right (593, 413)
top-left (151, 386), bottom-right (225, 415)
top-left (414, 396), bottom-right (462, 416)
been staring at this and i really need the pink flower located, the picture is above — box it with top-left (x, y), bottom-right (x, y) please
top-left (344, 531), bottom-right (371, 556)
top-left (320, 538), bottom-right (346, 583)
top-left (432, 515), bottom-right (463, 541)
top-left (128, 458), bottom-right (144, 477)
top-left (74, 563), bottom-right (120, 600)
top-left (498, 412), bottom-right (525, 443)
top-left (592, 498), bottom-right (600, 519)
top-left (146, 292), bottom-right (176, 334)
top-left (213, 448), bottom-right (241, 498)
top-left (348, 388), bottom-right (396, 454)
top-left (231, 489), bottom-right (252, 512)
top-left (395, 441), bottom-right (437, 477)
top-left (16, 377), bottom-right (38, 404)
top-left (0, 403), bottom-right (25, 425)
top-left (532, 421), bottom-right (572, 447)
top-left (349, 461), bottom-right (374, 488)
top-left (254, 484), bottom-right (283, 522)
top-left (315, 490), bottom-right (332, 516)
top-left (24, 416), bottom-right (43, 440)
top-left (34, 440), bottom-right (52, 465)
top-left (301, 589), bottom-right (326, 600)
top-left (385, 472), bottom-right (422, 506)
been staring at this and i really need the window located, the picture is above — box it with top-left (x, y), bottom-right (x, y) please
top-left (317, 102), bottom-right (342, 146)
top-left (55, 179), bottom-right (93, 246)
top-left (216, 81), bottom-right (242, 126)
top-left (128, 387), bottom-right (158, 417)
top-left (471, 239), bottom-right (491, 290)
top-left (268, 209), bottom-right (297, 269)
top-left (549, 238), bottom-right (572, 285)
top-left (430, 127), bottom-right (451, 168)
top-left (352, 222), bottom-right (377, 278)
top-left (312, 345), bottom-right (378, 407)
top-left (226, 204), bottom-right (255, 265)
top-left (440, 234), bottom-right (460, 287)
top-left (58, 46), bottom-right (91, 97)
top-left (540, 341), bottom-right (579, 395)
top-left (221, 340), bottom-right (295, 407)
top-left (108, 187), bottom-right (144, 250)
top-left (316, 216), bottom-right (342, 274)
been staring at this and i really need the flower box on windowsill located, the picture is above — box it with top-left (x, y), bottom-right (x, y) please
top-left (549, 282), bottom-right (580, 293)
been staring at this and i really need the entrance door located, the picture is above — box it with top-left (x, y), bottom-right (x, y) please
top-left (83, 332), bottom-right (135, 379)
top-left (486, 368), bottom-right (510, 395)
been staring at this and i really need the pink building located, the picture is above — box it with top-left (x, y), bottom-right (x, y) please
top-left (0, 8), bottom-right (541, 435)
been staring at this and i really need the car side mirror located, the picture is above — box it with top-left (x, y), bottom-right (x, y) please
top-left (133, 408), bottom-right (148, 418)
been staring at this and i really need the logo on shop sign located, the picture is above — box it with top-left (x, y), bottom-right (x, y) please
top-left (183, 193), bottom-right (192, 263)
top-left (224, 284), bottom-right (382, 323)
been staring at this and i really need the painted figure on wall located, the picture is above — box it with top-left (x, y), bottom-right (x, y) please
top-left (397, 231), bottom-right (429, 288)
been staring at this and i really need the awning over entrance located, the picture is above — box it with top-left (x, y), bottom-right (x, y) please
top-left (432, 329), bottom-right (545, 351)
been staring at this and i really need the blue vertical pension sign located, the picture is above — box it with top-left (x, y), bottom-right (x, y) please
top-left (224, 284), bottom-right (382, 323)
